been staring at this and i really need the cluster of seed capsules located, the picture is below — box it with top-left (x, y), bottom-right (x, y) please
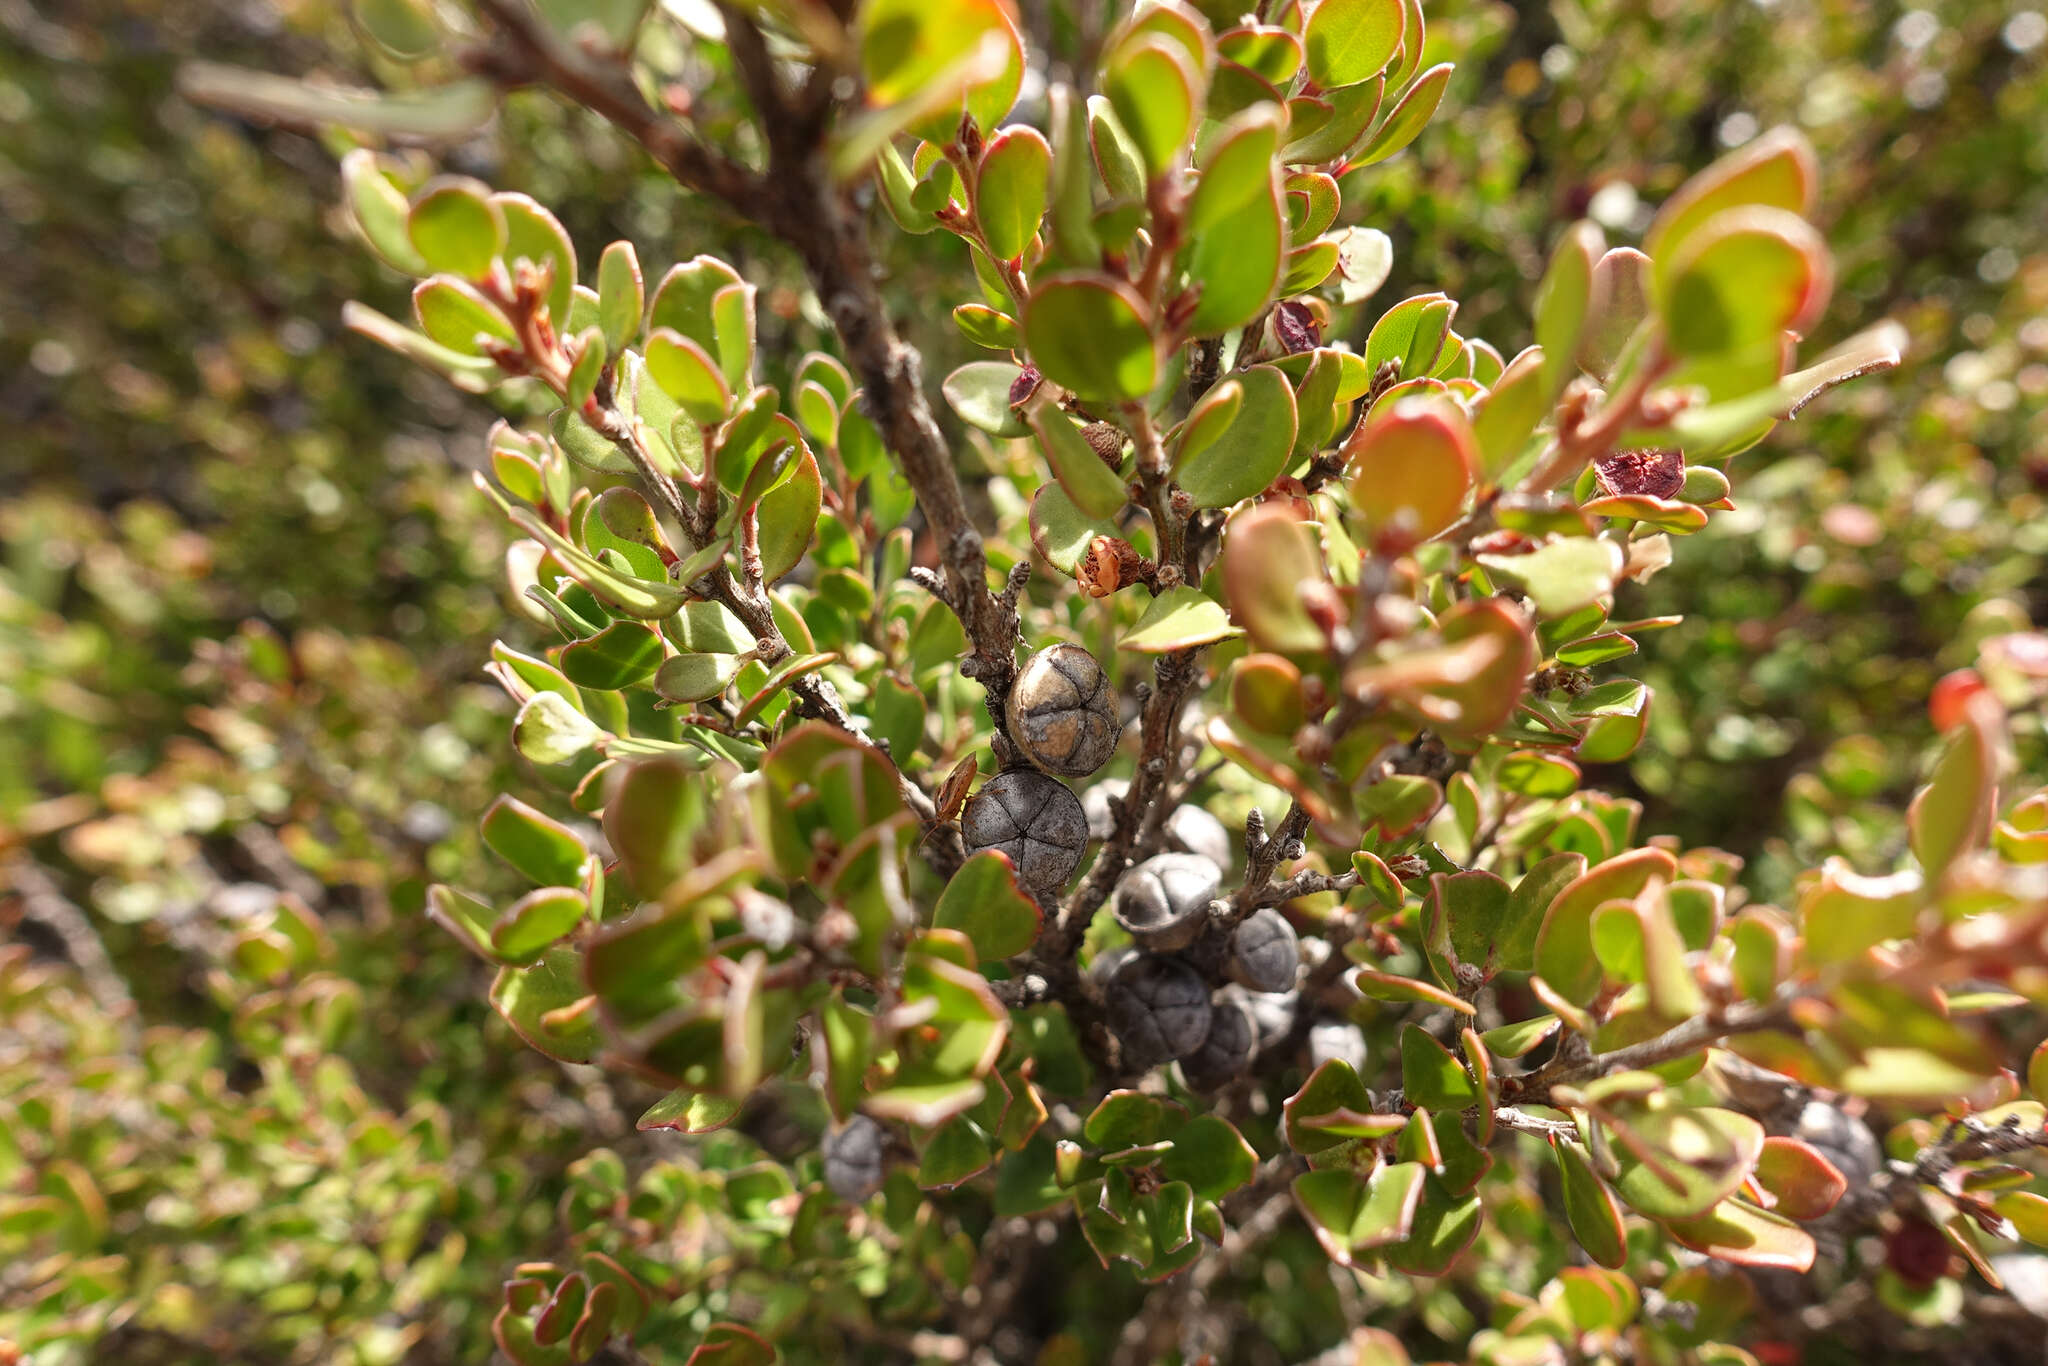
top-left (958, 644), bottom-right (1309, 1088)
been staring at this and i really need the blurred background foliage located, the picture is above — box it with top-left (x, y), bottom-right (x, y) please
top-left (1, 0), bottom-right (2043, 1361)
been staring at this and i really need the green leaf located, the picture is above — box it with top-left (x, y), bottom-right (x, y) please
top-left (1172, 376), bottom-right (1242, 469)
top-left (496, 192), bottom-right (576, 327)
top-left (427, 885), bottom-right (499, 962)
top-left (977, 125), bottom-right (1051, 260)
top-left (491, 947), bottom-right (601, 1063)
top-left (1343, 398), bottom-right (1476, 551)
top-left (1084, 1090), bottom-right (1177, 1150)
top-left (1608, 1106), bottom-right (1763, 1220)
top-left (933, 850), bottom-right (1043, 961)
top-left (1535, 222), bottom-right (1603, 401)
top-left (1280, 77), bottom-right (1384, 164)
top-left (408, 176), bottom-right (504, 279)
top-left (560, 621), bottom-right (664, 689)
top-left (1754, 1136), bottom-right (1847, 1221)
top-left (340, 150), bottom-right (427, 274)
top-left (710, 281), bottom-right (757, 393)
top-left (1657, 207), bottom-right (1830, 360)
top-left (1908, 704), bottom-right (1998, 878)
top-left (1553, 1138), bottom-right (1629, 1269)
top-left (597, 240), bottom-right (644, 354)
top-left (1303, 0), bottom-right (1404, 87)
top-left (1283, 1057), bottom-right (1373, 1154)
top-left (1472, 345), bottom-right (1546, 479)
top-left (1643, 125), bottom-right (1817, 268)
top-left (954, 303), bottom-right (1019, 349)
top-left (492, 887), bottom-right (588, 965)
top-left (637, 1090), bottom-right (742, 1134)
top-left (1221, 503), bottom-right (1329, 655)
top-left (1476, 537), bottom-right (1624, 617)
top-left (649, 256), bottom-right (743, 354)
top-left (412, 277), bottom-right (515, 357)
top-left (1351, 62), bottom-right (1452, 167)
top-left (1028, 483), bottom-right (1116, 575)
top-left (645, 329), bottom-right (733, 424)
top-left (1533, 847), bottom-right (1675, 1005)
top-left (1046, 85), bottom-right (1100, 266)
top-left (1400, 1025), bottom-right (1478, 1111)
top-left (1160, 1115), bottom-right (1256, 1201)
top-left (482, 796), bottom-right (589, 886)
top-left (943, 360), bottom-right (1030, 437)
top-left (1381, 1182), bottom-right (1483, 1276)
top-left (602, 757), bottom-right (708, 898)
top-left (756, 449), bottom-right (821, 586)
top-left (177, 63), bottom-right (497, 138)
top-left (1087, 95), bottom-right (1147, 202)
top-left (1480, 1015), bottom-right (1559, 1058)
top-left (993, 1135), bottom-right (1068, 1216)
top-left (919, 1117), bottom-right (995, 1189)
top-left (1424, 870), bottom-right (1516, 984)
top-left (1026, 398), bottom-right (1127, 519)
top-left (1119, 586), bottom-right (1242, 653)
top-left (1176, 364), bottom-right (1297, 508)
top-left (1105, 37), bottom-right (1198, 178)
top-left (1499, 853), bottom-right (1586, 973)
top-left (1659, 1198), bottom-right (1815, 1272)
top-left (1022, 273), bottom-right (1158, 401)
top-left (1181, 107), bottom-right (1286, 334)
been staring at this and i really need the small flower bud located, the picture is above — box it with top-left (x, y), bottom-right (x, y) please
top-left (823, 1115), bottom-right (888, 1203)
top-left (1007, 644), bottom-right (1119, 777)
top-left (1113, 852), bottom-right (1223, 952)
top-left (1230, 907), bottom-right (1301, 993)
top-left (1178, 990), bottom-right (1257, 1092)
top-left (1106, 953), bottom-right (1213, 1070)
top-left (1008, 363), bottom-right (1043, 409)
top-left (1081, 421), bottom-right (1126, 468)
top-left (959, 769), bottom-right (1089, 896)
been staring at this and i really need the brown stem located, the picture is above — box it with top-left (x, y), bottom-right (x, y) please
top-left (1508, 993), bottom-right (1801, 1108)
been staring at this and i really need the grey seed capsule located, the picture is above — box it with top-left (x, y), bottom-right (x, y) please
top-left (1112, 852), bottom-right (1222, 952)
top-left (1083, 778), bottom-right (1129, 842)
top-left (1007, 643), bottom-right (1119, 777)
top-left (1106, 954), bottom-right (1213, 1070)
top-left (1230, 906), bottom-right (1300, 993)
top-left (1307, 1019), bottom-right (1369, 1074)
top-left (1238, 986), bottom-right (1298, 1054)
top-left (1165, 803), bottom-right (1233, 870)
top-left (1791, 1099), bottom-right (1883, 1186)
top-left (960, 769), bottom-right (1089, 896)
top-left (1178, 990), bottom-right (1257, 1092)
top-left (1087, 943), bottom-right (1139, 987)
top-left (823, 1115), bottom-right (887, 1203)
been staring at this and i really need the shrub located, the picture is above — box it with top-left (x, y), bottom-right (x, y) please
top-left (11, 0), bottom-right (2045, 1362)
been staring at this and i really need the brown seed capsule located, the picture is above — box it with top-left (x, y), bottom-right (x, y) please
top-left (1791, 1099), bottom-right (1882, 1186)
top-left (1007, 643), bottom-right (1119, 777)
top-left (823, 1115), bottom-right (887, 1203)
top-left (1113, 852), bottom-right (1222, 952)
top-left (959, 769), bottom-right (1088, 896)
top-left (1230, 906), bottom-right (1300, 993)
top-left (1106, 953), bottom-right (1213, 1071)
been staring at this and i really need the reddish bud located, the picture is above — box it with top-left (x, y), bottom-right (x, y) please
top-left (1928, 669), bottom-right (1989, 733)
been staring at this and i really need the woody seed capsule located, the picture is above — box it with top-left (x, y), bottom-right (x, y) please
top-left (822, 1115), bottom-right (887, 1203)
top-left (1178, 989), bottom-right (1257, 1092)
top-left (959, 769), bottom-right (1088, 896)
top-left (1106, 953), bottom-right (1213, 1070)
top-left (1230, 906), bottom-right (1301, 993)
top-left (1007, 643), bottom-right (1119, 777)
top-left (1113, 852), bottom-right (1222, 952)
